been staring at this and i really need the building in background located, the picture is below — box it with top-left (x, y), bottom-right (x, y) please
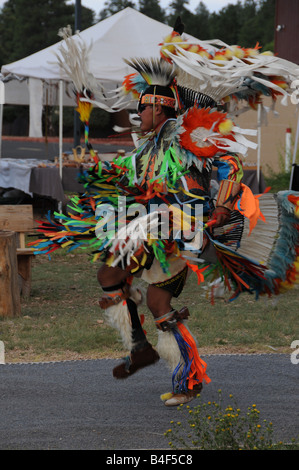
top-left (275, 0), bottom-right (299, 65)
top-left (275, 0), bottom-right (299, 188)
top-left (238, 0), bottom-right (299, 176)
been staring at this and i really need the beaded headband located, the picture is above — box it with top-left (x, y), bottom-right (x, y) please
top-left (141, 94), bottom-right (176, 108)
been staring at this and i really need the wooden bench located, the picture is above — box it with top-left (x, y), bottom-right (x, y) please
top-left (0, 205), bottom-right (35, 297)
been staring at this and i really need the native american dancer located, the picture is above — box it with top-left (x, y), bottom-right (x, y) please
top-left (30, 19), bottom-right (299, 406)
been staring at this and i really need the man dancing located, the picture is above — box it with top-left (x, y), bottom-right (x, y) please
top-left (95, 65), bottom-right (243, 406)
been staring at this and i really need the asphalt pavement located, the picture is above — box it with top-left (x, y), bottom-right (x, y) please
top-left (0, 354), bottom-right (298, 451)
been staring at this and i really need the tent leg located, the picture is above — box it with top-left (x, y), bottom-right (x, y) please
top-left (257, 103), bottom-right (262, 186)
top-left (289, 112), bottom-right (299, 190)
top-left (59, 80), bottom-right (63, 214)
top-left (0, 103), bottom-right (3, 159)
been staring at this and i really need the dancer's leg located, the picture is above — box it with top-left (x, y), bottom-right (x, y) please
top-left (147, 284), bottom-right (208, 406)
top-left (97, 264), bottom-right (159, 378)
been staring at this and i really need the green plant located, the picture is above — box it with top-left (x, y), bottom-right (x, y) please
top-left (164, 390), bottom-right (298, 450)
top-left (264, 167), bottom-right (291, 192)
top-left (264, 132), bottom-right (299, 193)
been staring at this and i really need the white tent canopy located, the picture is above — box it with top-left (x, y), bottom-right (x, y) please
top-left (1, 8), bottom-right (208, 142)
top-left (1, 7), bottom-right (207, 83)
top-left (1, 75), bottom-right (76, 107)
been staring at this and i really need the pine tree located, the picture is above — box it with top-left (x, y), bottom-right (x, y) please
top-left (192, 2), bottom-right (211, 39)
top-left (138, 0), bottom-right (166, 23)
top-left (99, 0), bottom-right (136, 20)
top-left (0, 0), bottom-right (16, 66)
top-left (0, 0), bottom-right (94, 66)
top-left (167, 0), bottom-right (196, 36)
top-left (209, 3), bottom-right (242, 45)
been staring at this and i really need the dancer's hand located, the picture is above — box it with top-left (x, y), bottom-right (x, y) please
top-left (206, 206), bottom-right (231, 229)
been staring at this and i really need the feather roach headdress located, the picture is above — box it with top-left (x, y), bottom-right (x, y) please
top-left (159, 17), bottom-right (299, 114)
top-left (124, 57), bottom-right (176, 88)
top-left (122, 56), bottom-right (217, 113)
top-left (123, 57), bottom-right (178, 110)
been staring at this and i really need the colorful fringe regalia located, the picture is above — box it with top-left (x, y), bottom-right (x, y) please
top-left (201, 191), bottom-right (299, 301)
top-left (29, 22), bottom-right (299, 401)
top-left (156, 319), bottom-right (211, 397)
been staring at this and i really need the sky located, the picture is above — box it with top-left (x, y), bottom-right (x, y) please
top-left (0, 0), bottom-right (241, 15)
top-left (71, 0), bottom-right (241, 14)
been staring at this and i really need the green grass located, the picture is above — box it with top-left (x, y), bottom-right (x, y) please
top-left (0, 248), bottom-right (298, 363)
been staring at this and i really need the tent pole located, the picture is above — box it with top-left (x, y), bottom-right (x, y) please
top-left (58, 80), bottom-right (63, 213)
top-left (289, 111), bottom-right (299, 190)
top-left (73, 0), bottom-right (81, 149)
top-left (0, 103), bottom-right (3, 159)
top-left (257, 103), bottom-right (262, 185)
top-left (0, 81), bottom-right (4, 159)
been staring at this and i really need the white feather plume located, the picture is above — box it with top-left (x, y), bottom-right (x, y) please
top-left (163, 42), bottom-right (299, 105)
top-left (53, 26), bottom-right (123, 112)
top-left (109, 211), bottom-right (161, 269)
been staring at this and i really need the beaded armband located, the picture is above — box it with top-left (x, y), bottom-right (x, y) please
top-left (216, 179), bottom-right (241, 211)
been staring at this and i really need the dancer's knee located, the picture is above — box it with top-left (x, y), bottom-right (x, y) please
top-left (146, 285), bottom-right (172, 318)
top-left (97, 264), bottom-right (128, 287)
